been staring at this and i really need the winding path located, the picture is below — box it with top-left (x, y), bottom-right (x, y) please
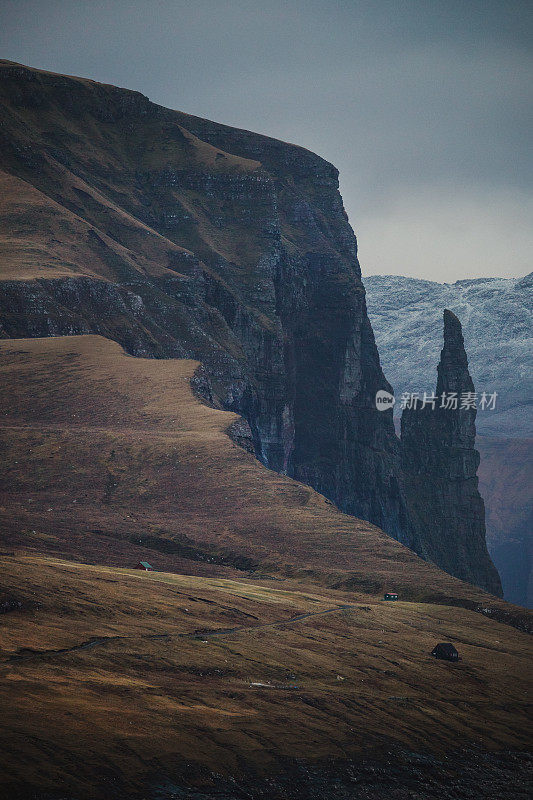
top-left (4, 602), bottom-right (363, 665)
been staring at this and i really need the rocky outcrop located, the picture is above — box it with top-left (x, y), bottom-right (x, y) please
top-left (365, 274), bottom-right (531, 606)
top-left (400, 310), bottom-right (503, 595)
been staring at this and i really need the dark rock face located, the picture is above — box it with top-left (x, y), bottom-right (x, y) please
top-left (400, 311), bottom-right (503, 595)
top-left (364, 274), bottom-right (532, 606)
top-left (0, 61), bottom-right (409, 545)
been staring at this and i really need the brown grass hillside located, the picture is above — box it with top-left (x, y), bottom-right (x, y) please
top-left (0, 59), bottom-right (269, 289)
top-left (1, 61), bottom-right (531, 798)
top-left (0, 335), bottom-right (531, 797)
top-left (1, 553), bottom-right (531, 799)
top-left (0, 334), bottom-right (521, 606)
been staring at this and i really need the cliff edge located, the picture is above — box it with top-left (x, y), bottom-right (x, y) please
top-left (0, 62), bottom-right (502, 594)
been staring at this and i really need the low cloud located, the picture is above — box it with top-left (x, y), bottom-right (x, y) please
top-left (356, 187), bottom-right (533, 281)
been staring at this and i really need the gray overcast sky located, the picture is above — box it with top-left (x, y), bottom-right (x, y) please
top-left (1, 0), bottom-right (532, 281)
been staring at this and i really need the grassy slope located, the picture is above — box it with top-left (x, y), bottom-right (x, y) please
top-left (1, 554), bottom-right (531, 799)
top-left (0, 335), bottom-right (531, 797)
top-left (0, 61), bottom-right (531, 795)
top-left (0, 59), bottom-right (272, 291)
top-left (0, 168), bottom-right (194, 282)
top-left (0, 60), bottom-right (357, 333)
top-left (0, 334), bottom-right (518, 601)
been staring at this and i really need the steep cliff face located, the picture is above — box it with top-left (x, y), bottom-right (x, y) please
top-left (0, 61), bottom-right (409, 543)
top-left (477, 437), bottom-right (533, 608)
top-left (401, 310), bottom-right (503, 595)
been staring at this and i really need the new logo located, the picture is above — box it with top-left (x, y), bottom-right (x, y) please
top-left (375, 390), bottom-right (395, 411)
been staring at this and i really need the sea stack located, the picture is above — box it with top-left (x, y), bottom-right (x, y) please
top-left (400, 310), bottom-right (503, 595)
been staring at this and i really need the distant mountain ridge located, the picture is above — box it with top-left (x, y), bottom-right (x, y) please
top-left (364, 273), bottom-right (532, 437)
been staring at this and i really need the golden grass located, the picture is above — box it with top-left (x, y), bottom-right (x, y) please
top-left (0, 553), bottom-right (531, 798)
top-left (0, 168), bottom-right (198, 282)
top-left (0, 335), bottom-right (531, 796)
top-left (0, 334), bottom-right (516, 604)
top-left (0, 61), bottom-right (268, 285)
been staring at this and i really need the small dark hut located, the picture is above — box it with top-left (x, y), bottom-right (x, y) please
top-left (383, 592), bottom-right (398, 601)
top-left (135, 561), bottom-right (153, 571)
top-left (431, 642), bottom-right (459, 662)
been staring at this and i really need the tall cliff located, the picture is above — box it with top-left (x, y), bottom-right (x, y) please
top-left (0, 62), bottom-right (504, 594)
top-left (400, 310), bottom-right (503, 595)
top-left (0, 61), bottom-right (409, 544)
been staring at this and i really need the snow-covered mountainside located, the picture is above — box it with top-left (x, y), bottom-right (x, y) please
top-left (365, 273), bottom-right (532, 608)
top-left (364, 273), bottom-right (532, 437)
